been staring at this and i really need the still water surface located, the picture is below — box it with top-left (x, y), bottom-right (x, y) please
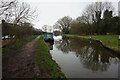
top-left (50, 36), bottom-right (120, 78)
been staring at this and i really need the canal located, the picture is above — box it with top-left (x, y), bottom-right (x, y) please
top-left (50, 36), bottom-right (120, 78)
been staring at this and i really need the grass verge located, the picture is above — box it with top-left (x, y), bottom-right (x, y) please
top-left (65, 34), bottom-right (119, 51)
top-left (2, 35), bottom-right (37, 56)
top-left (35, 37), bottom-right (66, 78)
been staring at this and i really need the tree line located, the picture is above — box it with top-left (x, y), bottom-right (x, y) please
top-left (0, 0), bottom-right (41, 39)
top-left (2, 20), bottom-right (41, 39)
top-left (54, 2), bottom-right (120, 35)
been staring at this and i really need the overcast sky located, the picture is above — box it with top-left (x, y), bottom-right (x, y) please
top-left (20, 0), bottom-right (119, 29)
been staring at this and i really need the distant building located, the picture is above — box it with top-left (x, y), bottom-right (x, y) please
top-left (119, 1), bottom-right (120, 17)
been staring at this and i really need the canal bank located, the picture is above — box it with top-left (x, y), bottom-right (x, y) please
top-left (2, 35), bottom-right (66, 78)
top-left (35, 37), bottom-right (66, 78)
top-left (64, 34), bottom-right (120, 53)
top-left (50, 35), bottom-right (120, 78)
top-left (3, 35), bottom-right (41, 78)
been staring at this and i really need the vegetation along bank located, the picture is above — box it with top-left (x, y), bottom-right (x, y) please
top-left (65, 34), bottom-right (120, 52)
top-left (35, 37), bottom-right (66, 78)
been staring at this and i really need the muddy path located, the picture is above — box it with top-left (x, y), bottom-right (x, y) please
top-left (2, 36), bottom-right (41, 78)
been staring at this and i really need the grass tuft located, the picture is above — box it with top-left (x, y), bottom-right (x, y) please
top-left (65, 34), bottom-right (119, 51)
top-left (35, 37), bottom-right (66, 78)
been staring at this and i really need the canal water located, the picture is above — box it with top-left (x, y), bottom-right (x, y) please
top-left (50, 36), bottom-right (120, 78)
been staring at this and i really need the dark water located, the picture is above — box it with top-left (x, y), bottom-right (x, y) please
top-left (50, 36), bottom-right (120, 78)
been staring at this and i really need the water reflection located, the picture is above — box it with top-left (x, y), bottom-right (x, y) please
top-left (46, 40), bottom-right (54, 50)
top-left (54, 36), bottom-right (120, 72)
top-left (55, 37), bottom-right (71, 53)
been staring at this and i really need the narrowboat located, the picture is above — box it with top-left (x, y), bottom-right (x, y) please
top-left (42, 32), bottom-right (54, 45)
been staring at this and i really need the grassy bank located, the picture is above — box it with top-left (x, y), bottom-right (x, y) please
top-left (35, 37), bottom-right (66, 78)
top-left (2, 35), bottom-right (37, 56)
top-left (65, 34), bottom-right (119, 51)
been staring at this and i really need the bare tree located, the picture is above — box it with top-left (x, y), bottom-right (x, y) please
top-left (0, 0), bottom-right (16, 22)
top-left (13, 2), bottom-right (37, 24)
top-left (0, 0), bottom-right (38, 24)
top-left (0, 0), bottom-right (16, 15)
top-left (55, 16), bottom-right (72, 34)
top-left (81, 2), bottom-right (114, 24)
top-left (42, 25), bottom-right (48, 32)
